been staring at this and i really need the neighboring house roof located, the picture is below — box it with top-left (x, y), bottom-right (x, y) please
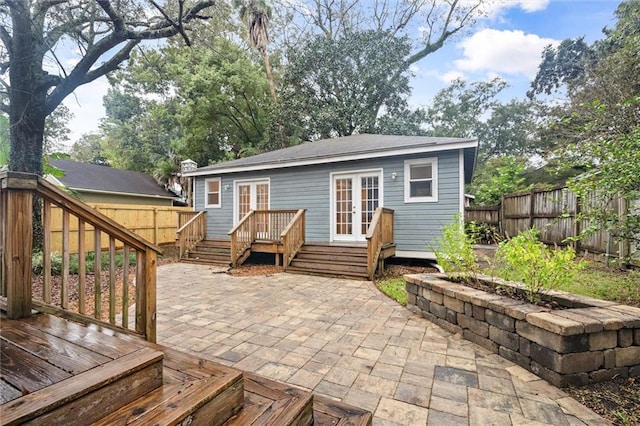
top-left (47, 158), bottom-right (176, 200)
top-left (185, 133), bottom-right (478, 183)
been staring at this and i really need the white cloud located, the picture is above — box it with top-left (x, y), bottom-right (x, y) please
top-left (438, 70), bottom-right (466, 83)
top-left (476, 0), bottom-right (550, 17)
top-left (453, 29), bottom-right (558, 79)
top-left (62, 76), bottom-right (110, 147)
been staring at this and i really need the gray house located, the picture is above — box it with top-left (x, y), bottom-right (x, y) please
top-left (181, 134), bottom-right (478, 278)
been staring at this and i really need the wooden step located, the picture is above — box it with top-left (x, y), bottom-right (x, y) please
top-left (299, 244), bottom-right (366, 256)
top-left (224, 373), bottom-right (313, 425)
top-left (187, 250), bottom-right (231, 262)
top-left (286, 261), bottom-right (369, 279)
top-left (294, 252), bottom-right (367, 264)
top-left (198, 239), bottom-right (231, 248)
top-left (93, 346), bottom-right (244, 426)
top-left (1, 347), bottom-right (164, 425)
top-left (313, 395), bottom-right (373, 426)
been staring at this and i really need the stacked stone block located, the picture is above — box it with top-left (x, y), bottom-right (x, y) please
top-left (405, 273), bottom-right (640, 388)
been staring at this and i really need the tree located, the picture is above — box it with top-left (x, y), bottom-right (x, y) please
top-left (235, 0), bottom-right (276, 101)
top-left (529, 0), bottom-right (640, 261)
top-left (277, 30), bottom-right (414, 141)
top-left (275, 0), bottom-right (484, 68)
top-left (424, 78), bottom-right (546, 162)
top-left (100, 36), bottom-right (272, 180)
top-left (0, 0), bottom-right (217, 176)
top-left (69, 133), bottom-right (107, 165)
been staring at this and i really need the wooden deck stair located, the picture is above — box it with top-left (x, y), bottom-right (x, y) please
top-left (0, 312), bottom-right (372, 425)
top-left (286, 243), bottom-right (370, 279)
top-left (181, 238), bottom-right (231, 267)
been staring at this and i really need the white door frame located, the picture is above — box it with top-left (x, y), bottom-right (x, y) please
top-left (233, 178), bottom-right (270, 225)
top-left (330, 169), bottom-right (383, 242)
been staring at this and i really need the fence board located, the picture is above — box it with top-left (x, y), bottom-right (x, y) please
top-left (47, 203), bottom-right (192, 253)
top-left (466, 186), bottom-right (636, 261)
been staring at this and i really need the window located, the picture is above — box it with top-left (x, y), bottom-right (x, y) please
top-left (205, 178), bottom-right (221, 208)
top-left (404, 158), bottom-right (438, 203)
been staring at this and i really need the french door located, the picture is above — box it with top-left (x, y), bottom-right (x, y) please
top-left (333, 172), bottom-right (380, 242)
top-left (235, 180), bottom-right (270, 234)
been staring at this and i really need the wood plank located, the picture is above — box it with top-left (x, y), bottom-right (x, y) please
top-left (94, 228), bottom-right (101, 320)
top-left (109, 236), bottom-right (116, 324)
top-left (95, 374), bottom-right (243, 426)
top-left (5, 190), bottom-right (33, 319)
top-left (61, 210), bottom-right (70, 309)
top-left (0, 338), bottom-right (71, 394)
top-left (313, 395), bottom-right (373, 426)
top-left (231, 373), bottom-right (314, 426)
top-left (0, 379), bottom-right (21, 405)
top-left (22, 314), bottom-right (142, 358)
top-left (2, 347), bottom-right (163, 426)
top-left (77, 220), bottom-right (86, 314)
top-left (42, 200), bottom-right (52, 304)
top-left (0, 319), bottom-right (111, 373)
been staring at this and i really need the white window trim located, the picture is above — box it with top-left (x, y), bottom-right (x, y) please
top-left (404, 158), bottom-right (438, 203)
top-left (204, 177), bottom-right (222, 208)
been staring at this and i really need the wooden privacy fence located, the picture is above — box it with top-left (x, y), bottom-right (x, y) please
top-left (466, 186), bottom-right (635, 259)
top-left (47, 203), bottom-right (193, 253)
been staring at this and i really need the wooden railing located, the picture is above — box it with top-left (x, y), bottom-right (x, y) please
top-left (178, 210), bottom-right (201, 229)
top-left (366, 207), bottom-right (395, 280)
top-left (228, 209), bottom-right (300, 266)
top-left (281, 209), bottom-right (306, 267)
top-left (0, 172), bottom-right (161, 342)
top-left (176, 211), bottom-right (207, 258)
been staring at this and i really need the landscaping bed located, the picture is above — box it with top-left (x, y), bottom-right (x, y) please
top-left (405, 273), bottom-right (640, 388)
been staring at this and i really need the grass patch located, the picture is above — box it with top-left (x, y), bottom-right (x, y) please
top-left (376, 277), bottom-right (407, 305)
top-left (553, 264), bottom-right (640, 307)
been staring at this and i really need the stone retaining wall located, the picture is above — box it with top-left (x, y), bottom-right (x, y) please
top-left (405, 273), bottom-right (640, 387)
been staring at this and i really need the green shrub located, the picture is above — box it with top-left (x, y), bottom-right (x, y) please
top-left (32, 250), bottom-right (136, 276)
top-left (434, 215), bottom-right (479, 280)
top-left (496, 228), bottom-right (585, 303)
top-left (466, 221), bottom-right (502, 245)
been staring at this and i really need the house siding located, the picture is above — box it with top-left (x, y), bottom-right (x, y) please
top-left (195, 149), bottom-right (462, 254)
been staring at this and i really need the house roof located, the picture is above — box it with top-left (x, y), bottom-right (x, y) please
top-left (185, 134), bottom-right (478, 180)
top-left (48, 158), bottom-right (176, 200)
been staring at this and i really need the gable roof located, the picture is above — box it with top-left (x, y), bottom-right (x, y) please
top-left (185, 134), bottom-right (478, 181)
top-left (48, 158), bottom-right (176, 200)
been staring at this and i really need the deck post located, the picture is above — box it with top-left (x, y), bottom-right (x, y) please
top-left (2, 173), bottom-right (37, 319)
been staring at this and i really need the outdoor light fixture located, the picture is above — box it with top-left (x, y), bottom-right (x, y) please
top-left (391, 172), bottom-right (397, 180)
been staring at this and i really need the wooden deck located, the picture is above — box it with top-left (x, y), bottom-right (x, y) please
top-left (0, 307), bottom-right (372, 425)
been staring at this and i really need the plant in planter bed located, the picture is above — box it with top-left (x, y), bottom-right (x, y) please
top-left (408, 220), bottom-right (640, 387)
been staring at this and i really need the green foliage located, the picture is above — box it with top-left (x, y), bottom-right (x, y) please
top-left (556, 264), bottom-right (640, 307)
top-left (0, 114), bottom-right (8, 168)
top-left (495, 229), bottom-right (585, 303)
top-left (376, 278), bottom-right (408, 306)
top-left (424, 78), bottom-right (547, 163)
top-left (469, 157), bottom-right (530, 206)
top-left (100, 36), bottom-right (273, 181)
top-left (434, 216), bottom-right (479, 279)
top-left (277, 30), bottom-right (414, 142)
top-left (32, 251), bottom-right (136, 276)
top-left (466, 221), bottom-right (502, 245)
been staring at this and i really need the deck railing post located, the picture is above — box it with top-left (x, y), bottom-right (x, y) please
top-left (2, 173), bottom-right (37, 319)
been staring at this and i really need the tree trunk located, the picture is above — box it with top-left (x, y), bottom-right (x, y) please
top-left (8, 1), bottom-right (47, 176)
top-left (262, 50), bottom-right (277, 103)
top-left (8, 2), bottom-right (47, 249)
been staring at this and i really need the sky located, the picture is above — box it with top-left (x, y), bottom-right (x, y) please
top-left (61, 0), bottom-right (622, 146)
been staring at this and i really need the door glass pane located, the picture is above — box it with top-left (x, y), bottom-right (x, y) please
top-left (238, 184), bottom-right (251, 222)
top-left (335, 178), bottom-right (352, 235)
top-left (360, 176), bottom-right (379, 234)
top-left (256, 183), bottom-right (269, 233)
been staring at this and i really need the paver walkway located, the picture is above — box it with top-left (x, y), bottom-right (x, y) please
top-left (156, 263), bottom-right (609, 425)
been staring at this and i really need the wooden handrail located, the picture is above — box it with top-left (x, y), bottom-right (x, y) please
top-left (281, 209), bottom-right (306, 268)
top-left (176, 211), bottom-right (206, 258)
top-left (228, 209), bottom-right (304, 266)
top-left (366, 207), bottom-right (394, 280)
top-left (0, 172), bottom-right (161, 342)
top-left (228, 210), bottom-right (256, 266)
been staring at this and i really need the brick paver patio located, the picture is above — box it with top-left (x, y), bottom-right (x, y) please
top-left (156, 263), bottom-right (609, 425)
